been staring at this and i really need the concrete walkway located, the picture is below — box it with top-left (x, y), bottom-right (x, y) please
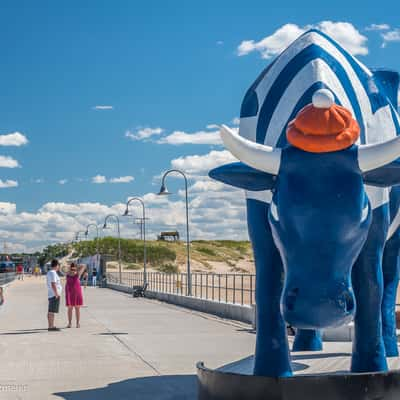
top-left (1, 278), bottom-right (399, 399)
top-left (0, 278), bottom-right (254, 399)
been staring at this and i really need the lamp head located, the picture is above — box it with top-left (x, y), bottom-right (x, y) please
top-left (102, 223), bottom-right (107, 229)
top-left (84, 230), bottom-right (88, 236)
top-left (158, 183), bottom-right (171, 196)
top-left (123, 208), bottom-right (129, 216)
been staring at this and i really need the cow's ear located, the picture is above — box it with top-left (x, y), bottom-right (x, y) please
top-left (209, 162), bottom-right (276, 191)
top-left (362, 160), bottom-right (400, 187)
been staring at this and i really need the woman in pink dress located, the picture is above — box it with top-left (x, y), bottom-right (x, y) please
top-left (65, 263), bottom-right (86, 328)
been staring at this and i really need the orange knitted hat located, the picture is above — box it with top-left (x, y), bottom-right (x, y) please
top-left (286, 89), bottom-right (360, 153)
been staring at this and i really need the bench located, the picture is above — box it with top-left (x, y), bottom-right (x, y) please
top-left (157, 231), bottom-right (180, 241)
top-left (132, 283), bottom-right (148, 298)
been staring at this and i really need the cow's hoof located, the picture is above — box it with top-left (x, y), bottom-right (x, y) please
top-left (351, 355), bottom-right (388, 373)
top-left (292, 329), bottom-right (323, 352)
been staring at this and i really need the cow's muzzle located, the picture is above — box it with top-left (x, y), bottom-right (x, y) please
top-left (281, 285), bottom-right (356, 329)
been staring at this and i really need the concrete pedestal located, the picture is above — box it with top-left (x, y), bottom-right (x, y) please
top-left (197, 362), bottom-right (400, 400)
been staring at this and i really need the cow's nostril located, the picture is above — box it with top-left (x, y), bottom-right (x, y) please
top-left (286, 288), bottom-right (299, 311)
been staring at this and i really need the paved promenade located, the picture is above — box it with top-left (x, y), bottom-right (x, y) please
top-left (1, 278), bottom-right (399, 399)
top-left (0, 278), bottom-right (254, 399)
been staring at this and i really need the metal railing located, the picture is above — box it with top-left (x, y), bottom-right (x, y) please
top-left (106, 271), bottom-right (255, 306)
top-left (0, 272), bottom-right (16, 286)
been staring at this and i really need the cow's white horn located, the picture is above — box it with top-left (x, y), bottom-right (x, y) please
top-left (220, 125), bottom-right (281, 175)
top-left (358, 136), bottom-right (400, 172)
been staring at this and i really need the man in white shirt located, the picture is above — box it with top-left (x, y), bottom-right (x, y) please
top-left (46, 259), bottom-right (62, 331)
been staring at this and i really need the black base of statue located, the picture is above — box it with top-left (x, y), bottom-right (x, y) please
top-left (197, 361), bottom-right (400, 400)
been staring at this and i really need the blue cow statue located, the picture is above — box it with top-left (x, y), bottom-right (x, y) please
top-left (210, 30), bottom-right (400, 377)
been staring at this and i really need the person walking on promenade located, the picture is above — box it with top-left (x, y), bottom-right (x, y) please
top-left (0, 287), bottom-right (4, 306)
top-left (47, 259), bottom-right (62, 331)
top-left (65, 263), bottom-right (86, 328)
top-left (82, 271), bottom-right (88, 289)
top-left (92, 267), bottom-right (97, 287)
top-left (16, 264), bottom-right (24, 280)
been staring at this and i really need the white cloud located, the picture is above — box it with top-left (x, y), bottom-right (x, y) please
top-left (237, 23), bottom-right (305, 58)
top-left (127, 123), bottom-right (238, 146)
top-left (58, 179), bottom-right (68, 185)
top-left (92, 105), bottom-right (113, 110)
top-left (0, 180), bottom-right (248, 251)
top-left (0, 202), bottom-right (16, 215)
top-left (188, 180), bottom-right (227, 193)
top-left (142, 192), bottom-right (170, 205)
top-left (0, 132), bottom-right (28, 146)
top-left (34, 178), bottom-right (44, 184)
top-left (216, 40), bottom-right (224, 45)
top-left (0, 179), bottom-right (18, 188)
top-left (125, 127), bottom-right (163, 141)
top-left (237, 21), bottom-right (368, 59)
top-left (365, 24), bottom-right (390, 31)
top-left (39, 202), bottom-right (121, 216)
top-left (109, 176), bottom-right (134, 183)
top-left (232, 117), bottom-right (240, 126)
top-left (91, 175), bottom-right (135, 184)
top-left (0, 156), bottom-right (20, 168)
top-left (158, 129), bottom-right (222, 145)
top-left (171, 150), bottom-right (237, 174)
top-left (92, 175), bottom-right (107, 184)
top-left (381, 29), bottom-right (400, 48)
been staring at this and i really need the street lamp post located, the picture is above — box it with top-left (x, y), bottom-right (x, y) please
top-left (103, 214), bottom-right (122, 284)
top-left (135, 218), bottom-right (145, 240)
top-left (75, 231), bottom-right (85, 242)
top-left (123, 198), bottom-right (147, 286)
top-left (85, 223), bottom-right (100, 254)
top-left (158, 169), bottom-right (192, 296)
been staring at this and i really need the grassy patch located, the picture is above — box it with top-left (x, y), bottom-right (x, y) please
top-left (155, 263), bottom-right (179, 273)
top-left (37, 239), bottom-right (253, 273)
top-left (196, 246), bottom-right (217, 257)
top-left (125, 263), bottom-right (142, 270)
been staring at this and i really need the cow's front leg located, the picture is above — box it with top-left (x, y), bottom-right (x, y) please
top-left (351, 206), bottom-right (388, 373)
top-left (248, 199), bottom-right (292, 377)
top-left (382, 232), bottom-right (400, 357)
top-left (293, 329), bottom-right (323, 351)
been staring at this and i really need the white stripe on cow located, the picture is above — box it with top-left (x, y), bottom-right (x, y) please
top-left (250, 31), bottom-right (398, 147)
top-left (253, 32), bottom-right (370, 138)
top-left (264, 59), bottom-right (355, 147)
top-left (243, 31), bottom-right (397, 209)
top-left (387, 208), bottom-right (400, 240)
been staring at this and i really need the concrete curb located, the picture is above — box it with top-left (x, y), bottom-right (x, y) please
top-left (106, 282), bottom-right (378, 343)
top-left (106, 283), bottom-right (255, 325)
top-left (323, 324), bottom-right (354, 342)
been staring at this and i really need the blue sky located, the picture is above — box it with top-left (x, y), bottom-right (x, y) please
top-left (0, 0), bottom-right (400, 251)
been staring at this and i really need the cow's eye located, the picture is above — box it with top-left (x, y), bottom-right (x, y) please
top-left (361, 202), bottom-right (369, 223)
top-left (270, 200), bottom-right (279, 221)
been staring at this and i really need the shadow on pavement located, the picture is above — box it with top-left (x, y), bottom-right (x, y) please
top-left (96, 332), bottom-right (129, 335)
top-left (13, 328), bottom-right (49, 331)
top-left (0, 328), bottom-right (50, 335)
top-left (292, 353), bottom-right (350, 360)
top-left (55, 374), bottom-right (197, 400)
top-left (235, 328), bottom-right (256, 334)
top-left (0, 331), bottom-right (42, 335)
top-left (218, 355), bottom-right (308, 374)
